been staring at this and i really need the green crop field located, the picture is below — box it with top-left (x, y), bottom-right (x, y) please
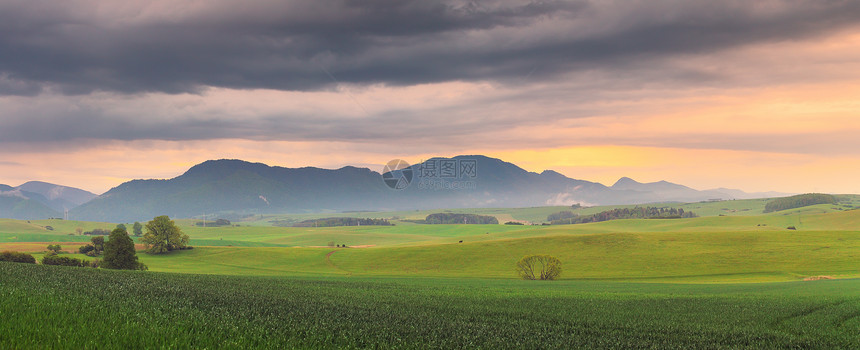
top-left (2, 262), bottom-right (858, 349)
top-left (1, 199), bottom-right (859, 348)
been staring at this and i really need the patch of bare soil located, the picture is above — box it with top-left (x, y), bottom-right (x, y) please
top-left (803, 276), bottom-right (834, 281)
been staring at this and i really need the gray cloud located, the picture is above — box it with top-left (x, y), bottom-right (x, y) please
top-left (1, 0), bottom-right (859, 95)
top-left (2, 0), bottom-right (860, 159)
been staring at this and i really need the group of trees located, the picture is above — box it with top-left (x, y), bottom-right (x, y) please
top-left (547, 207), bottom-right (697, 225)
top-left (81, 228), bottom-right (111, 236)
top-left (79, 222), bottom-right (142, 236)
top-left (1, 216), bottom-right (188, 271)
top-left (194, 218), bottom-right (232, 227)
top-left (421, 213), bottom-right (499, 225)
top-left (42, 254), bottom-right (99, 268)
top-left (0, 251), bottom-right (36, 264)
top-left (547, 211), bottom-right (577, 222)
top-left (763, 193), bottom-right (838, 213)
top-left (78, 236), bottom-right (104, 256)
top-left (39, 224), bottom-right (147, 270)
top-left (42, 242), bottom-right (98, 268)
top-left (293, 217), bottom-right (393, 227)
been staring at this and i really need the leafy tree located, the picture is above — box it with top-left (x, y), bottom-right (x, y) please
top-left (142, 216), bottom-right (189, 254)
top-left (102, 228), bottom-right (141, 270)
top-left (516, 255), bottom-right (562, 280)
top-left (132, 222), bottom-right (143, 236)
top-left (131, 221), bottom-right (143, 237)
top-left (75, 227), bottom-right (83, 235)
top-left (116, 223), bottom-right (127, 233)
top-left (91, 236), bottom-right (105, 254)
top-left (46, 244), bottom-right (62, 254)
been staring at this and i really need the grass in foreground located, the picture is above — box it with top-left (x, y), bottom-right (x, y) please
top-left (1, 262), bottom-right (858, 349)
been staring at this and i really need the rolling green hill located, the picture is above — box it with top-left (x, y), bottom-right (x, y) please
top-left (5, 208), bottom-right (855, 283)
top-left (2, 202), bottom-right (858, 348)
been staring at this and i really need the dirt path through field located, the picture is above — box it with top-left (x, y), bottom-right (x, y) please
top-left (325, 250), bottom-right (353, 275)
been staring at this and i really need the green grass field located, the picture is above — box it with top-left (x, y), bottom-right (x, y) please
top-left (1, 199), bottom-right (859, 348)
top-left (2, 262), bottom-right (858, 349)
top-left (2, 203), bottom-right (859, 282)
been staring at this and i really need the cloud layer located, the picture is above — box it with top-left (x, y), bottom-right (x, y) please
top-left (1, 1), bottom-right (860, 193)
top-left (2, 0), bottom-right (860, 94)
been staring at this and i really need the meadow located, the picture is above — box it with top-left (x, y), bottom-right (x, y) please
top-left (1, 198), bottom-right (859, 348)
top-left (1, 262), bottom-right (858, 349)
top-left (1, 198), bottom-right (859, 282)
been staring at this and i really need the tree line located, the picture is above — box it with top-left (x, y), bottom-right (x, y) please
top-left (293, 217), bottom-right (393, 227)
top-left (763, 193), bottom-right (837, 213)
top-left (547, 207), bottom-right (697, 225)
top-left (419, 213), bottom-right (499, 225)
top-left (80, 222), bottom-right (143, 236)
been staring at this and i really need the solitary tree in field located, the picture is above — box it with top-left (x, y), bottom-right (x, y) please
top-left (132, 222), bottom-right (143, 236)
top-left (516, 255), bottom-right (562, 280)
top-left (142, 216), bottom-right (189, 254)
top-left (46, 244), bottom-right (62, 254)
top-left (102, 228), bottom-right (141, 270)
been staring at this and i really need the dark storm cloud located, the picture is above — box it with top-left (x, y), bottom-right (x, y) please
top-left (1, 0), bottom-right (859, 94)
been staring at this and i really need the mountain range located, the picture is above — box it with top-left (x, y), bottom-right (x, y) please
top-left (2, 155), bottom-right (790, 222)
top-left (0, 181), bottom-right (97, 220)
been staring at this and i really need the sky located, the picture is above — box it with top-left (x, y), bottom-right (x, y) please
top-left (1, 0), bottom-right (859, 195)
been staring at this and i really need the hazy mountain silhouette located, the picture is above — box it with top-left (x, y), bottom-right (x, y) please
top-left (16, 181), bottom-right (98, 212)
top-left (26, 155), bottom-right (783, 222)
top-left (0, 181), bottom-right (100, 220)
top-left (0, 184), bottom-right (60, 220)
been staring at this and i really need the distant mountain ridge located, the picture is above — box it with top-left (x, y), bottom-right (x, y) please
top-left (66, 156), bottom-right (790, 222)
top-left (611, 177), bottom-right (791, 202)
top-left (0, 181), bottom-right (97, 220)
top-left (17, 181), bottom-right (97, 211)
